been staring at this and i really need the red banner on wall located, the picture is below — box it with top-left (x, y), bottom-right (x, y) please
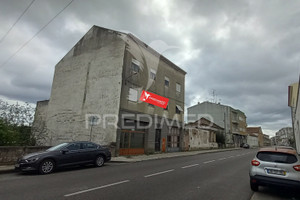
top-left (139, 90), bottom-right (169, 109)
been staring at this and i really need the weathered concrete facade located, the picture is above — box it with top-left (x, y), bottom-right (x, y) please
top-left (32, 26), bottom-right (186, 156)
top-left (184, 118), bottom-right (220, 150)
top-left (32, 100), bottom-right (49, 145)
top-left (33, 27), bottom-right (125, 147)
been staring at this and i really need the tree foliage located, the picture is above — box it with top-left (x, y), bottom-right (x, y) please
top-left (0, 99), bottom-right (35, 146)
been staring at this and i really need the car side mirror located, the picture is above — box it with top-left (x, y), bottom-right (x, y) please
top-left (61, 149), bottom-right (69, 154)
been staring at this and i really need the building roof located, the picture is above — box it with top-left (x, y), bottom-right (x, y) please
top-left (187, 101), bottom-right (246, 116)
top-left (247, 127), bottom-right (262, 134)
top-left (92, 25), bottom-right (187, 75)
top-left (248, 133), bottom-right (258, 137)
top-left (186, 117), bottom-right (224, 130)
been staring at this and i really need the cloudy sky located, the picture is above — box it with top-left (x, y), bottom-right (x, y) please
top-left (0, 0), bottom-right (299, 136)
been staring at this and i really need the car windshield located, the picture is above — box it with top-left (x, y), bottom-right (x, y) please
top-left (257, 152), bottom-right (298, 164)
top-left (47, 143), bottom-right (69, 151)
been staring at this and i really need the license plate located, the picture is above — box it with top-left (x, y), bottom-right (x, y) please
top-left (266, 168), bottom-right (286, 176)
top-left (15, 164), bottom-right (20, 168)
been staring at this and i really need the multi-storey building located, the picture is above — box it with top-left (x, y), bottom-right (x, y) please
top-left (246, 127), bottom-right (264, 147)
top-left (32, 26), bottom-right (186, 156)
top-left (263, 134), bottom-right (271, 146)
top-left (288, 81), bottom-right (300, 154)
top-left (275, 127), bottom-right (294, 147)
top-left (187, 101), bottom-right (247, 147)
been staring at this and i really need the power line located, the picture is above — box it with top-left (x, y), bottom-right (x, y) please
top-left (0, 0), bottom-right (74, 68)
top-left (0, 0), bottom-right (36, 43)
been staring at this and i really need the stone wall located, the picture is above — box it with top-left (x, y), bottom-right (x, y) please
top-left (0, 146), bottom-right (50, 165)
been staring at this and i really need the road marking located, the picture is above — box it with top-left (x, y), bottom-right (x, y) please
top-left (236, 154), bottom-right (241, 157)
top-left (64, 180), bottom-right (130, 197)
top-left (218, 157), bottom-right (226, 161)
top-left (181, 164), bottom-right (199, 169)
top-left (144, 169), bottom-right (174, 178)
top-left (203, 160), bottom-right (215, 164)
top-left (228, 156), bottom-right (235, 158)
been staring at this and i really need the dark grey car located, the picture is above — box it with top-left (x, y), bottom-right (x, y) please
top-left (15, 141), bottom-right (111, 174)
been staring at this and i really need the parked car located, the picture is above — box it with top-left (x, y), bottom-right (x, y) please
top-left (249, 147), bottom-right (300, 191)
top-left (15, 141), bottom-right (111, 174)
top-left (275, 146), bottom-right (295, 150)
top-left (240, 143), bottom-right (245, 148)
top-left (242, 143), bottom-right (250, 149)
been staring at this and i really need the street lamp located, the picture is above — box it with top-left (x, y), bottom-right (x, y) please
top-left (89, 116), bottom-right (99, 141)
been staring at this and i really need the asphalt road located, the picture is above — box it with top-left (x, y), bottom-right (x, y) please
top-left (0, 149), bottom-right (257, 200)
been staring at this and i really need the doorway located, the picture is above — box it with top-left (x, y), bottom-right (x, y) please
top-left (155, 129), bottom-right (161, 152)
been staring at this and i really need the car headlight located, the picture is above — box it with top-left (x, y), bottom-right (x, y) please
top-left (25, 157), bottom-right (39, 163)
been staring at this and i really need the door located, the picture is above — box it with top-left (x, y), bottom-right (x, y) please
top-left (119, 130), bottom-right (145, 155)
top-left (57, 143), bottom-right (82, 166)
top-left (80, 142), bottom-right (98, 163)
top-left (155, 129), bottom-right (161, 152)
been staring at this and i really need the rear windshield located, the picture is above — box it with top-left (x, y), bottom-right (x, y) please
top-left (257, 152), bottom-right (298, 164)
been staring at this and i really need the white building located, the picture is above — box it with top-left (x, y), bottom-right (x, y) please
top-left (288, 81), bottom-right (300, 154)
top-left (247, 133), bottom-right (258, 148)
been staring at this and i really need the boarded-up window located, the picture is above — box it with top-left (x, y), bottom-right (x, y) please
top-left (128, 88), bottom-right (138, 102)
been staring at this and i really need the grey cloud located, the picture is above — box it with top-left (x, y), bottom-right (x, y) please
top-left (0, 0), bottom-right (299, 135)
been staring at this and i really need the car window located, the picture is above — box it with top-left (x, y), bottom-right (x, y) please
top-left (67, 143), bottom-right (81, 151)
top-left (257, 152), bottom-right (298, 164)
top-left (47, 143), bottom-right (68, 151)
top-left (81, 142), bottom-right (97, 149)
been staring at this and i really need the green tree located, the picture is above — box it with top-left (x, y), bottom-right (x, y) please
top-left (0, 99), bottom-right (35, 146)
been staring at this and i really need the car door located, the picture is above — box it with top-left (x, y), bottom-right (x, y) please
top-left (80, 142), bottom-right (98, 163)
top-left (60, 143), bottom-right (82, 166)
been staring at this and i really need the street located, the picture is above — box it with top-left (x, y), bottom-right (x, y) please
top-left (1, 149), bottom-right (257, 200)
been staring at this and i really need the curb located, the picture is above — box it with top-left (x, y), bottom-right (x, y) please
top-left (110, 147), bottom-right (244, 163)
top-left (0, 167), bottom-right (15, 174)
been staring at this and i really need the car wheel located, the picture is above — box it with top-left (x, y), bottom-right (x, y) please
top-left (250, 182), bottom-right (259, 191)
top-left (95, 155), bottom-right (105, 167)
top-left (39, 159), bottom-right (55, 174)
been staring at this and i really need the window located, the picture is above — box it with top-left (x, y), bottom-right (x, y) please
top-left (165, 76), bottom-right (169, 87)
top-left (120, 131), bottom-right (145, 149)
top-left (176, 105), bottom-right (183, 114)
top-left (82, 142), bottom-right (97, 149)
top-left (67, 143), bottom-right (80, 151)
top-left (128, 88), bottom-right (138, 102)
top-left (131, 59), bottom-right (140, 73)
top-left (257, 152), bottom-right (297, 164)
top-left (150, 69), bottom-right (156, 80)
top-left (176, 83), bottom-right (181, 92)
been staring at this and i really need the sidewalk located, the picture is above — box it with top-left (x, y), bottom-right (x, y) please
top-left (0, 165), bottom-right (15, 174)
top-left (111, 147), bottom-right (241, 162)
top-left (250, 192), bottom-right (285, 200)
top-left (0, 148), bottom-right (240, 174)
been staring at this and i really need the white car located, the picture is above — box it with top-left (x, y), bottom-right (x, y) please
top-left (249, 147), bottom-right (300, 191)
